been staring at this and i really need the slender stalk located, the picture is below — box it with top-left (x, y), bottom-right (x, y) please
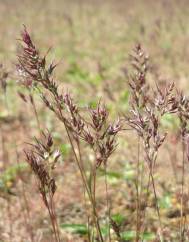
top-left (46, 201), bottom-right (59, 242)
top-left (140, 151), bottom-right (163, 241)
top-left (180, 137), bottom-right (185, 241)
top-left (150, 170), bottom-right (163, 241)
top-left (147, 151), bottom-right (163, 241)
top-left (63, 124), bottom-right (104, 242)
top-left (49, 194), bottom-right (61, 242)
top-left (104, 164), bottom-right (111, 242)
top-left (29, 92), bottom-right (41, 133)
top-left (76, 141), bottom-right (91, 241)
top-left (168, 144), bottom-right (179, 184)
top-left (15, 146), bottom-right (34, 242)
top-left (0, 127), bottom-right (13, 241)
top-left (135, 136), bottom-right (140, 242)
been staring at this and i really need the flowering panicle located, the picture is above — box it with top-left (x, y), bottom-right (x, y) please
top-left (86, 103), bottom-right (121, 167)
top-left (154, 82), bottom-right (178, 115)
top-left (126, 45), bottom-right (177, 164)
top-left (60, 95), bottom-right (121, 167)
top-left (17, 27), bottom-right (121, 241)
top-left (89, 102), bottom-right (107, 131)
top-left (25, 132), bottom-right (61, 204)
top-left (25, 131), bottom-right (61, 241)
top-left (129, 44), bottom-right (149, 108)
top-left (17, 26), bottom-right (41, 87)
top-left (17, 26), bottom-right (58, 93)
top-left (176, 92), bottom-right (189, 136)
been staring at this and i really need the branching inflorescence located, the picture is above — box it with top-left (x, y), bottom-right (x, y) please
top-left (25, 132), bottom-right (61, 242)
top-left (125, 44), bottom-right (178, 241)
top-left (17, 26), bottom-right (121, 242)
top-left (13, 25), bottom-right (189, 242)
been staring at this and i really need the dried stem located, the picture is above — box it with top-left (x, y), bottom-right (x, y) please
top-left (135, 136), bottom-right (141, 242)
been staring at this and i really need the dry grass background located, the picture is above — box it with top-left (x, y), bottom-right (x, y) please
top-left (1, 0), bottom-right (189, 241)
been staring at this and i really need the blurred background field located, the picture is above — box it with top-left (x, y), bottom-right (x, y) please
top-left (1, 0), bottom-right (189, 241)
